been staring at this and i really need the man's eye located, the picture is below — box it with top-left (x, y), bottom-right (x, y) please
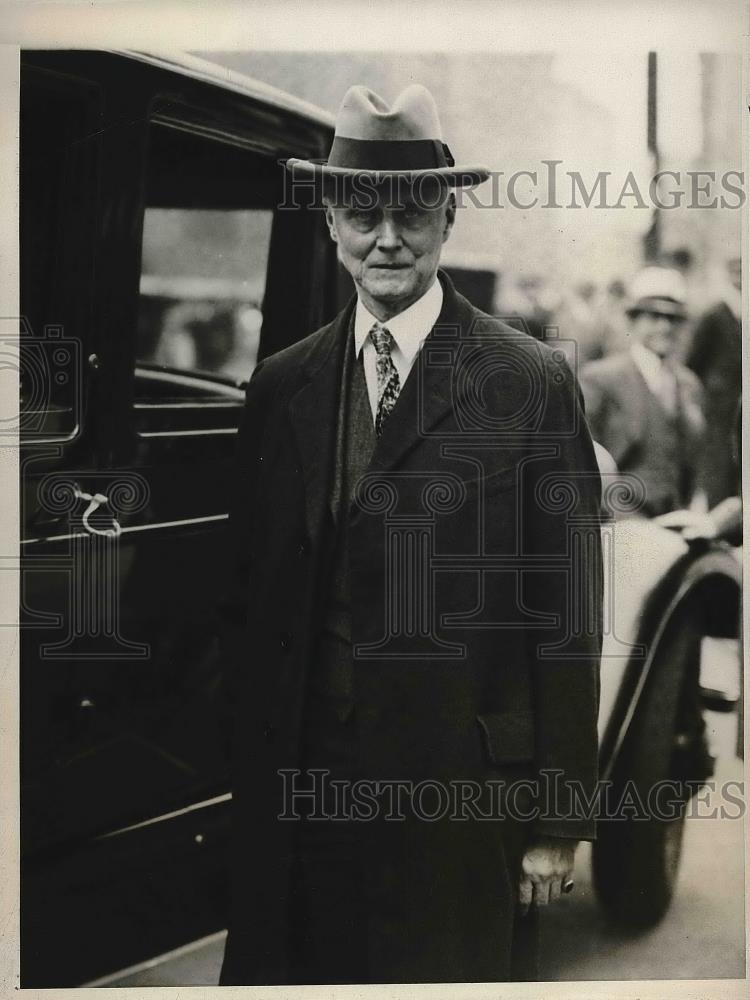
top-left (351, 208), bottom-right (375, 223)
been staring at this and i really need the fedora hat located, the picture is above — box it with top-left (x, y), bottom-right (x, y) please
top-left (626, 266), bottom-right (687, 320)
top-left (287, 84), bottom-right (490, 188)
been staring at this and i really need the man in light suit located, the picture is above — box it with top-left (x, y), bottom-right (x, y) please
top-left (580, 267), bottom-right (705, 519)
top-left (220, 84), bottom-right (602, 986)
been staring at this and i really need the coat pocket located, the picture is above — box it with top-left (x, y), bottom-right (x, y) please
top-left (460, 465), bottom-right (519, 499)
top-left (476, 710), bottom-right (536, 765)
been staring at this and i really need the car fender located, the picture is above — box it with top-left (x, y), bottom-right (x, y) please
top-left (598, 516), bottom-right (741, 779)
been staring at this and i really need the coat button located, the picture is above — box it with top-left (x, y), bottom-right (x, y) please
top-left (263, 725), bottom-right (276, 743)
top-left (280, 632), bottom-right (291, 650)
top-left (297, 539), bottom-right (308, 556)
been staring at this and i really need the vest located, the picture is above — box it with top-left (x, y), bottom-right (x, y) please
top-left (633, 384), bottom-right (691, 516)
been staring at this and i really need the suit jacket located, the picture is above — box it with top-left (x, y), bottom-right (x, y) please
top-left (579, 350), bottom-right (704, 516)
top-left (220, 271), bottom-right (603, 984)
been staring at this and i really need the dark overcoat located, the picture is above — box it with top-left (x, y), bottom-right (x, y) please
top-left (686, 301), bottom-right (741, 505)
top-left (220, 271), bottom-right (602, 984)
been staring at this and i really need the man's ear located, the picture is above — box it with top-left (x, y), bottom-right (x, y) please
top-left (324, 203), bottom-right (338, 243)
top-left (442, 192), bottom-right (456, 243)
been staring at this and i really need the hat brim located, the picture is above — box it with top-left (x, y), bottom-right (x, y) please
top-left (626, 301), bottom-right (687, 320)
top-left (286, 156), bottom-right (490, 188)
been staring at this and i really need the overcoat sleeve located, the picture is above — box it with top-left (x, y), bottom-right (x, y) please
top-left (522, 352), bottom-right (603, 841)
top-left (577, 364), bottom-right (608, 446)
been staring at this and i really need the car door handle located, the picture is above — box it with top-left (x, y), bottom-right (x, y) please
top-left (73, 486), bottom-right (122, 538)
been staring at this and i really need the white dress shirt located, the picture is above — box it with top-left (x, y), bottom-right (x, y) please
top-left (630, 341), bottom-right (677, 413)
top-left (354, 278), bottom-right (444, 421)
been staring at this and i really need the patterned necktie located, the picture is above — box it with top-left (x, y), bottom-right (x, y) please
top-left (370, 322), bottom-right (401, 436)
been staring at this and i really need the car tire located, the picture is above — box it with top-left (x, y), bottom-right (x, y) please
top-left (592, 611), bottom-right (702, 929)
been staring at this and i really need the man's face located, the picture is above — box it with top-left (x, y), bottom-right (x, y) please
top-left (631, 309), bottom-right (683, 360)
top-left (324, 181), bottom-right (455, 320)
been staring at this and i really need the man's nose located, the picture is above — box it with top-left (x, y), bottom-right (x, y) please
top-left (375, 215), bottom-right (403, 250)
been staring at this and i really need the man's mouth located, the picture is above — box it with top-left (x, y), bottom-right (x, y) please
top-left (371, 263), bottom-right (410, 270)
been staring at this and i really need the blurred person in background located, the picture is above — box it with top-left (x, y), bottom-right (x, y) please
top-left (149, 301), bottom-right (263, 381)
top-left (500, 272), bottom-right (558, 341)
top-left (685, 255), bottom-right (742, 507)
top-left (554, 279), bottom-right (600, 365)
top-left (228, 303), bottom-right (264, 380)
top-left (582, 267), bottom-right (716, 794)
top-left (190, 304), bottom-right (237, 373)
top-left (152, 300), bottom-right (207, 369)
top-left (579, 266), bottom-right (705, 519)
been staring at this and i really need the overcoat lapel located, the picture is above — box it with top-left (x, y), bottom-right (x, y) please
top-left (287, 271), bottom-right (474, 532)
top-left (287, 299), bottom-right (354, 543)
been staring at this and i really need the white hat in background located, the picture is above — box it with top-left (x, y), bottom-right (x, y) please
top-left (626, 266), bottom-right (687, 319)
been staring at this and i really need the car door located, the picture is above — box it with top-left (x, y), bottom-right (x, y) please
top-left (20, 51), bottom-right (337, 986)
top-left (19, 57), bottom-right (110, 853)
top-left (109, 117), bottom-right (300, 830)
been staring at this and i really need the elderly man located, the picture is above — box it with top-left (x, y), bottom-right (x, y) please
top-left (580, 267), bottom-right (705, 519)
top-left (220, 84), bottom-right (602, 986)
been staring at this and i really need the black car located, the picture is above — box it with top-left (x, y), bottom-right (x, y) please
top-left (20, 48), bottom-right (342, 987)
top-left (19, 48), bottom-right (742, 987)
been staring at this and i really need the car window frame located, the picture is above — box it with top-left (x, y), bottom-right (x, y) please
top-left (19, 62), bottom-right (104, 452)
top-left (125, 95), bottom-right (328, 447)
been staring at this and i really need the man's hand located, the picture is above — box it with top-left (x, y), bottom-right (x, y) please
top-left (518, 836), bottom-right (578, 914)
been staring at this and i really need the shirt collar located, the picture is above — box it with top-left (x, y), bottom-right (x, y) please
top-left (354, 278), bottom-right (444, 365)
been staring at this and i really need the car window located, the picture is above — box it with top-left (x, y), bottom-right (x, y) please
top-left (138, 207), bottom-right (272, 386)
top-left (134, 121), bottom-right (281, 403)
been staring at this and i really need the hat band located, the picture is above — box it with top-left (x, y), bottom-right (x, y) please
top-left (327, 136), bottom-right (454, 171)
top-left (628, 296), bottom-right (686, 318)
